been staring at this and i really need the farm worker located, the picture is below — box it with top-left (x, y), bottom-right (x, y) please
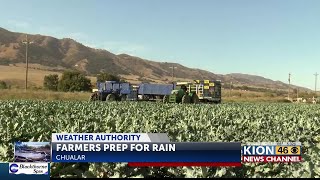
top-left (182, 85), bottom-right (187, 91)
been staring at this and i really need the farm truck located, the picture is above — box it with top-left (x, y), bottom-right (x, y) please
top-left (137, 83), bottom-right (175, 101)
top-left (90, 81), bottom-right (132, 101)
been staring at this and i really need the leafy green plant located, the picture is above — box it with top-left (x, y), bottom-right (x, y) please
top-left (0, 101), bottom-right (319, 178)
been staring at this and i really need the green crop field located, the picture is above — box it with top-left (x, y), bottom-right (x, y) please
top-left (0, 100), bottom-right (320, 178)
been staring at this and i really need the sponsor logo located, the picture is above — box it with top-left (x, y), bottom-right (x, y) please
top-left (8, 163), bottom-right (49, 175)
top-left (9, 163), bottom-right (19, 173)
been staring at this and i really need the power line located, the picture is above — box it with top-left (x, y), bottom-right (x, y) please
top-left (22, 35), bottom-right (33, 91)
top-left (229, 81), bottom-right (232, 97)
top-left (288, 73), bottom-right (291, 100)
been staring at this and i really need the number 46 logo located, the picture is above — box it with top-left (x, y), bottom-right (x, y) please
top-left (276, 146), bottom-right (300, 155)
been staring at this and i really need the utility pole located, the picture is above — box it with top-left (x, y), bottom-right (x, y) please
top-left (314, 72), bottom-right (318, 96)
top-left (288, 73), bottom-right (291, 100)
top-left (22, 35), bottom-right (33, 91)
top-left (169, 65), bottom-right (177, 82)
top-left (229, 82), bottom-right (232, 97)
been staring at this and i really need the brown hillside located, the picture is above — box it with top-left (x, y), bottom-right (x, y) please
top-left (0, 27), bottom-right (310, 91)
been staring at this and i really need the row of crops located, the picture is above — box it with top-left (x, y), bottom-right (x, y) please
top-left (0, 100), bottom-right (320, 178)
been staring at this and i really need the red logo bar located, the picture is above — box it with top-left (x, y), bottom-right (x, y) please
top-left (128, 162), bottom-right (241, 167)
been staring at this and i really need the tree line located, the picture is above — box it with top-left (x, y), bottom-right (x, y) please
top-left (43, 71), bottom-right (121, 92)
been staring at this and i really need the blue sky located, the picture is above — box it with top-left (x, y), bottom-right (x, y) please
top-left (0, 0), bottom-right (319, 89)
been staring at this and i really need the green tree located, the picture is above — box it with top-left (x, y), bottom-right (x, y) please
top-left (96, 72), bottom-right (121, 82)
top-left (0, 81), bottom-right (7, 89)
top-left (58, 71), bottom-right (92, 92)
top-left (43, 74), bottom-right (59, 91)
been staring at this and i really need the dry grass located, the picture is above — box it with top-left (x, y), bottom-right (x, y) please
top-left (0, 89), bottom-right (91, 101)
top-left (0, 65), bottom-right (286, 102)
top-left (221, 89), bottom-right (286, 103)
top-left (0, 88), bottom-right (285, 103)
top-left (0, 65), bottom-right (97, 88)
top-left (222, 96), bottom-right (285, 103)
top-left (222, 89), bottom-right (266, 98)
top-left (0, 65), bottom-right (60, 87)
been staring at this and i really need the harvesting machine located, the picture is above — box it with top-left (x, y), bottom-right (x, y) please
top-left (162, 84), bottom-right (199, 104)
top-left (163, 80), bottom-right (222, 104)
top-left (90, 80), bottom-right (222, 104)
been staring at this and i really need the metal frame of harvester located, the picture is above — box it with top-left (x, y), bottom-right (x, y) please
top-left (163, 80), bottom-right (221, 104)
top-left (90, 80), bottom-right (222, 104)
top-left (188, 80), bottom-right (221, 103)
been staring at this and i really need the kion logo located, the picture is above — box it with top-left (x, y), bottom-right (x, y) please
top-left (9, 164), bottom-right (19, 173)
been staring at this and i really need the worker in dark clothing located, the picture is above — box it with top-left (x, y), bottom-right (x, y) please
top-left (177, 85), bottom-right (187, 101)
top-left (181, 85), bottom-right (187, 92)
